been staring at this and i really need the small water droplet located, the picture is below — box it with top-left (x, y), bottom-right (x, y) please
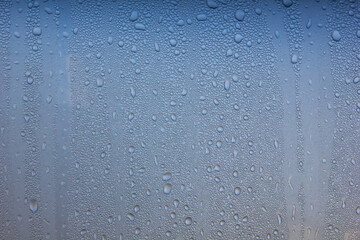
top-left (196, 14), bottom-right (207, 21)
top-left (224, 80), bottom-right (230, 91)
top-left (134, 23), bottom-right (145, 30)
top-left (206, 0), bottom-right (218, 8)
top-left (331, 30), bottom-right (341, 41)
top-left (127, 213), bottom-right (135, 221)
top-left (282, 0), bottom-right (293, 7)
top-left (274, 140), bottom-right (279, 149)
top-left (163, 183), bottom-right (172, 194)
top-left (130, 87), bottom-right (136, 98)
top-left (162, 172), bottom-right (172, 181)
top-left (356, 206), bottom-right (360, 215)
top-left (130, 11), bottom-right (139, 21)
top-left (29, 199), bottom-right (38, 213)
top-left (96, 78), bottom-right (104, 87)
top-left (174, 199), bottom-right (179, 208)
top-left (32, 27), bottom-right (42, 36)
top-left (235, 10), bottom-right (245, 21)
top-left (234, 34), bottom-right (243, 43)
top-left (184, 217), bottom-right (192, 225)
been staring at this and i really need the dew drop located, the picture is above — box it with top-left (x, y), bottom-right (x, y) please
top-left (162, 172), bottom-right (172, 181)
top-left (184, 217), bottom-right (192, 225)
top-left (29, 199), bottom-right (38, 213)
top-left (163, 183), bottom-right (172, 194)
top-left (331, 30), bottom-right (341, 41)
top-left (32, 27), bottom-right (42, 36)
top-left (235, 10), bottom-right (245, 21)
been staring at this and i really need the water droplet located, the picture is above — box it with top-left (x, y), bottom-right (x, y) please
top-left (163, 183), bottom-right (172, 194)
top-left (274, 140), bottom-right (279, 149)
top-left (224, 80), bottom-right (230, 91)
top-left (174, 199), bottom-right (179, 208)
top-left (234, 34), bottom-right (243, 43)
top-left (130, 87), bottom-right (136, 98)
top-left (306, 19), bottom-right (312, 29)
top-left (130, 11), bottom-right (139, 21)
top-left (32, 27), bottom-right (42, 36)
top-left (277, 214), bottom-right (282, 225)
top-left (353, 76), bottom-right (359, 84)
top-left (235, 10), bottom-right (245, 21)
top-left (107, 36), bottom-right (113, 45)
top-left (44, 7), bottom-right (53, 14)
top-left (14, 31), bottom-right (20, 38)
top-left (29, 199), bottom-right (38, 213)
top-left (206, 0), bottom-right (218, 9)
top-left (96, 78), bottom-right (104, 87)
top-left (226, 49), bottom-right (233, 57)
top-left (184, 217), bottom-right (192, 225)
top-left (169, 39), bottom-right (177, 47)
top-left (331, 30), bottom-right (341, 41)
top-left (27, 76), bottom-right (34, 84)
top-left (162, 172), bottom-right (172, 181)
top-left (24, 114), bottom-right (30, 123)
top-left (128, 113), bottom-right (134, 121)
top-left (196, 14), bottom-right (207, 21)
top-left (282, 0), bottom-right (293, 7)
top-left (181, 88), bottom-right (187, 96)
top-left (46, 95), bottom-right (52, 104)
top-left (134, 23), bottom-right (145, 30)
top-left (127, 213), bottom-right (135, 221)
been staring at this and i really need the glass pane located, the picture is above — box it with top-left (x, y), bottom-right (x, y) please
top-left (0, 0), bottom-right (359, 239)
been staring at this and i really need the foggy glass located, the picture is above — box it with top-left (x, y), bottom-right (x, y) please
top-left (0, 0), bottom-right (360, 239)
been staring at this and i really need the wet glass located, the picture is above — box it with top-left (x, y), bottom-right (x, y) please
top-left (0, 0), bottom-right (360, 239)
